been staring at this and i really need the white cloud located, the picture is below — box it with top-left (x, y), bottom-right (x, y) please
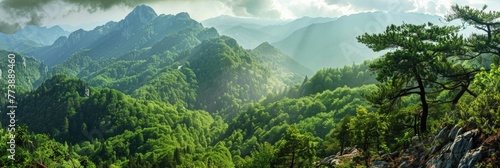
top-left (284, 0), bottom-right (347, 18)
top-left (1, 0), bottom-right (499, 33)
top-left (325, 0), bottom-right (416, 12)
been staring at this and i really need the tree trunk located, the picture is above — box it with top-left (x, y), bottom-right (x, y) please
top-left (415, 72), bottom-right (428, 133)
top-left (451, 86), bottom-right (467, 110)
top-left (290, 151), bottom-right (295, 168)
top-left (419, 92), bottom-right (428, 133)
top-left (340, 141), bottom-right (344, 155)
top-left (413, 113), bottom-right (418, 135)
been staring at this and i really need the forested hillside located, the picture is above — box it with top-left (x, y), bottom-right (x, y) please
top-left (251, 42), bottom-right (313, 86)
top-left (0, 51), bottom-right (47, 92)
top-left (1, 4), bottom-right (500, 168)
top-left (28, 5), bottom-right (206, 66)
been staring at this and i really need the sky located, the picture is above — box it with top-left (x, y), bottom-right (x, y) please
top-left (0, 0), bottom-right (499, 34)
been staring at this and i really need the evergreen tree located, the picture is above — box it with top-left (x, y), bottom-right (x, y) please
top-left (357, 23), bottom-right (466, 132)
top-left (273, 126), bottom-right (316, 168)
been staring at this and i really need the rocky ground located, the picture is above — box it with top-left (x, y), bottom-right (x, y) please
top-left (319, 125), bottom-right (500, 167)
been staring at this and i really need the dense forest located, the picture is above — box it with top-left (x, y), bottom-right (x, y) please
top-left (1, 4), bottom-right (500, 168)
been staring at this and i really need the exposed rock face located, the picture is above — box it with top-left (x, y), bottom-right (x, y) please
top-left (319, 147), bottom-right (362, 167)
top-left (458, 147), bottom-right (484, 168)
top-left (371, 160), bottom-right (390, 168)
top-left (426, 128), bottom-right (482, 168)
top-left (319, 125), bottom-right (494, 167)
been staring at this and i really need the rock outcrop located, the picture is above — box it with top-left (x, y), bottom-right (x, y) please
top-left (320, 125), bottom-right (498, 167)
top-left (319, 147), bottom-right (363, 167)
top-left (426, 127), bottom-right (482, 168)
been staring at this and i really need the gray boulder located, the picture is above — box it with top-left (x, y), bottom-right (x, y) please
top-left (458, 146), bottom-right (484, 168)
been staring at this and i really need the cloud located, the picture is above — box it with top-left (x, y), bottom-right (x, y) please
top-left (324, 0), bottom-right (499, 17)
top-left (1, 0), bottom-right (498, 34)
top-left (0, 0), bottom-right (284, 34)
top-left (284, 0), bottom-right (349, 18)
top-left (0, 0), bottom-right (52, 33)
top-left (325, 0), bottom-right (416, 12)
top-left (220, 0), bottom-right (282, 19)
top-left (0, 20), bottom-right (20, 34)
top-left (0, 0), bottom-right (165, 34)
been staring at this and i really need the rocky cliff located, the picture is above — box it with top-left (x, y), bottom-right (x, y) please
top-left (320, 125), bottom-right (500, 167)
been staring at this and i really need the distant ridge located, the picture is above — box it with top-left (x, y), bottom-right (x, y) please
top-left (272, 11), bottom-right (443, 71)
top-left (0, 25), bottom-right (70, 53)
top-left (29, 5), bottom-right (203, 66)
top-left (203, 15), bottom-right (336, 49)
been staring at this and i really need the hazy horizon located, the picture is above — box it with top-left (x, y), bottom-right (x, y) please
top-left (0, 0), bottom-right (498, 34)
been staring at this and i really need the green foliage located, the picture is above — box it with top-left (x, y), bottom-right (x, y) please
top-left (189, 36), bottom-right (272, 114)
top-left (51, 31), bottom-right (277, 118)
top-left (251, 42), bottom-right (313, 88)
top-left (458, 65), bottom-right (500, 133)
top-left (49, 51), bottom-right (108, 78)
top-left (0, 125), bottom-right (94, 167)
top-left (300, 61), bottom-right (377, 96)
top-left (272, 126), bottom-right (316, 168)
top-left (244, 142), bottom-right (275, 168)
top-left (263, 61), bottom-right (377, 102)
top-left (323, 107), bottom-right (388, 165)
top-left (133, 65), bottom-right (198, 108)
top-left (358, 22), bottom-right (468, 132)
top-left (323, 116), bottom-right (351, 155)
top-left (348, 107), bottom-right (388, 156)
top-left (221, 84), bottom-right (374, 159)
top-left (4, 4), bottom-right (500, 167)
top-left (1, 74), bottom-right (232, 167)
top-left (31, 9), bottom-right (207, 66)
top-left (0, 50), bottom-right (47, 92)
top-left (446, 5), bottom-right (500, 57)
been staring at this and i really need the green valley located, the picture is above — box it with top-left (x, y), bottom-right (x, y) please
top-left (0, 3), bottom-right (500, 168)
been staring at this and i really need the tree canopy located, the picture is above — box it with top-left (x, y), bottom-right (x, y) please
top-left (357, 22), bottom-right (466, 132)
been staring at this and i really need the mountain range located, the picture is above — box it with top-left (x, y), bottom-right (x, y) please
top-left (3, 7), bottom-right (449, 72)
top-left (203, 16), bottom-right (336, 49)
top-left (3, 5), bottom-right (311, 116)
top-left (273, 11), bottom-right (443, 71)
top-left (27, 5), bottom-right (207, 66)
top-left (0, 4), bottom-right (495, 167)
top-left (0, 25), bottom-right (69, 53)
top-left (205, 11), bottom-right (444, 71)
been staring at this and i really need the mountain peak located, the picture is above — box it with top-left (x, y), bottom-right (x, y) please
top-left (124, 4), bottom-right (158, 24)
top-left (254, 42), bottom-right (279, 53)
top-left (175, 12), bottom-right (191, 19)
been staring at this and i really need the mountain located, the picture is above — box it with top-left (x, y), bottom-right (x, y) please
top-left (0, 50), bottom-right (48, 117)
top-left (186, 36), bottom-right (273, 114)
top-left (272, 11), bottom-right (443, 71)
top-left (0, 50), bottom-right (47, 92)
top-left (30, 22), bottom-right (118, 66)
top-left (258, 16), bottom-right (336, 40)
top-left (50, 32), bottom-right (278, 116)
top-left (1, 4), bottom-right (500, 167)
top-left (30, 5), bottom-right (204, 66)
top-left (202, 15), bottom-right (290, 32)
top-left (0, 5), bottom-right (281, 119)
top-left (59, 21), bottom-right (109, 32)
top-left (219, 26), bottom-right (273, 49)
top-left (251, 42), bottom-right (313, 86)
top-left (0, 25), bottom-right (70, 53)
top-left (4, 74), bottom-right (230, 167)
top-left (204, 16), bottom-right (336, 49)
top-left (50, 27), bottom-right (217, 95)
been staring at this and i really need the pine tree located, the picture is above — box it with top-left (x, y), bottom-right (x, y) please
top-left (357, 23), bottom-right (466, 132)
